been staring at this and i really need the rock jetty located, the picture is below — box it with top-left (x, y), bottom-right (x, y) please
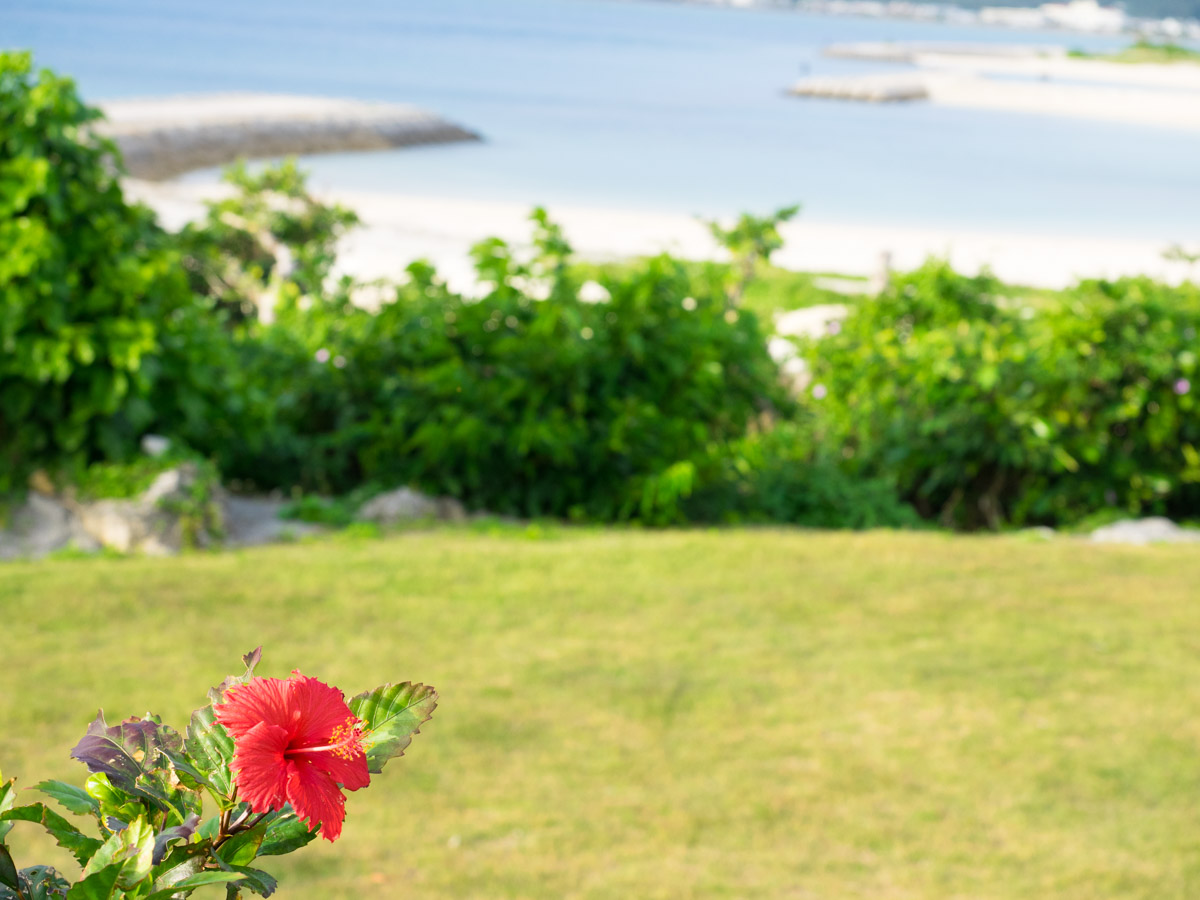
top-left (98, 93), bottom-right (481, 180)
top-left (789, 74), bottom-right (930, 102)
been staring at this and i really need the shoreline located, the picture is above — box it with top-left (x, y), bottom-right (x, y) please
top-left (127, 180), bottom-right (1196, 291)
top-left (794, 47), bottom-right (1200, 132)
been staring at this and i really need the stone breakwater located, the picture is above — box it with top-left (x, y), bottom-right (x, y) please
top-left (97, 93), bottom-right (481, 180)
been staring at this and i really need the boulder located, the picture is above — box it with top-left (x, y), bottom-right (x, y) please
top-left (357, 487), bottom-right (467, 525)
top-left (0, 494), bottom-right (101, 560)
top-left (69, 463), bottom-right (222, 556)
top-left (1089, 517), bottom-right (1200, 545)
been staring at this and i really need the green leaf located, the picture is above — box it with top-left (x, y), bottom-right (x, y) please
top-left (17, 866), bottom-right (70, 900)
top-left (69, 713), bottom-right (182, 810)
top-left (149, 844), bottom-right (209, 895)
top-left (349, 682), bottom-right (438, 775)
top-left (214, 822), bottom-right (265, 867)
top-left (256, 814), bottom-right (314, 858)
top-left (34, 782), bottom-right (100, 817)
top-left (0, 772), bottom-right (16, 842)
top-left (80, 816), bottom-right (152, 891)
top-left (145, 871), bottom-right (243, 900)
top-left (0, 846), bottom-right (17, 891)
top-left (225, 866), bottom-right (275, 898)
top-left (65, 864), bottom-right (121, 900)
top-left (82, 775), bottom-right (142, 831)
top-left (183, 706), bottom-right (234, 800)
top-left (210, 847), bottom-right (277, 898)
top-left (0, 805), bottom-right (103, 867)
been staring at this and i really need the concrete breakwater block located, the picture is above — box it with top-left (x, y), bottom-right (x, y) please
top-left (97, 93), bottom-right (482, 180)
top-left (789, 74), bottom-right (929, 103)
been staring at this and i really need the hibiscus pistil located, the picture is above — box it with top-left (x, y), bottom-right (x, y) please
top-left (288, 718), bottom-right (365, 760)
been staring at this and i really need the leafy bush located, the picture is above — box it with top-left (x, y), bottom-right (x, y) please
top-left (802, 261), bottom-right (1200, 528)
top-left (682, 421), bottom-right (921, 528)
top-left (174, 159), bottom-right (358, 323)
top-left (1026, 277), bottom-right (1200, 522)
top-left (190, 209), bottom-right (790, 520)
top-left (0, 52), bottom-right (225, 494)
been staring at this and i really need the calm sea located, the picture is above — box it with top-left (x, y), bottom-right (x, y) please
top-left (5, 0), bottom-right (1199, 239)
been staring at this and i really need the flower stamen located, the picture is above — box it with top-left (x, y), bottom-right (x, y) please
top-left (288, 717), bottom-right (365, 760)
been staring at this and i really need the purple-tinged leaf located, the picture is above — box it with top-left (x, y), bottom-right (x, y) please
top-left (152, 813), bottom-right (199, 866)
top-left (207, 648), bottom-right (265, 705)
top-left (69, 712), bottom-right (181, 806)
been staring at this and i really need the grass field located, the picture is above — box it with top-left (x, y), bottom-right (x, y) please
top-left (2, 528), bottom-right (1200, 898)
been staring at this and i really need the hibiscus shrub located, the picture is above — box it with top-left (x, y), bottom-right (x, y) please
top-left (0, 649), bottom-right (436, 899)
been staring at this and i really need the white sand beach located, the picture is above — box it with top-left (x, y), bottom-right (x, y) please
top-left (797, 46), bottom-right (1200, 132)
top-left (128, 179), bottom-right (1195, 291)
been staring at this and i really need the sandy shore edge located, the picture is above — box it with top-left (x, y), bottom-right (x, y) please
top-left (127, 179), bottom-right (1196, 292)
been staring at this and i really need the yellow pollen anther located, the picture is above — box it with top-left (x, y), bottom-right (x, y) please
top-left (290, 716), bottom-right (365, 760)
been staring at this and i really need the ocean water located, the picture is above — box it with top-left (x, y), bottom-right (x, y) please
top-left (4, 0), bottom-right (1199, 238)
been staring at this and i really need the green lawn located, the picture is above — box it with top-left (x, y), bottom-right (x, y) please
top-left (3, 528), bottom-right (1200, 898)
top-left (1070, 41), bottom-right (1200, 65)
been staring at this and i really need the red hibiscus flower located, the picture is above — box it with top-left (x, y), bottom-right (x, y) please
top-left (214, 671), bottom-right (369, 842)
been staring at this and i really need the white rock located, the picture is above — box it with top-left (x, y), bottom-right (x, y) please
top-left (70, 463), bottom-right (221, 556)
top-left (0, 494), bottom-right (101, 560)
top-left (357, 487), bottom-right (466, 525)
top-left (140, 434), bottom-right (171, 457)
top-left (1089, 517), bottom-right (1200, 545)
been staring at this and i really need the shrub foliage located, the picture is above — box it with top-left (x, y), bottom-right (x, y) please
top-left (0, 52), bottom-right (215, 493)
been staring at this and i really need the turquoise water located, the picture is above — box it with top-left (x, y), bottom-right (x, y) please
top-left (5, 0), bottom-right (1198, 238)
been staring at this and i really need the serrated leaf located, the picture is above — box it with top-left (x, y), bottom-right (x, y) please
top-left (256, 814), bottom-right (314, 857)
top-left (348, 683), bottom-right (438, 775)
top-left (210, 849), bottom-right (277, 898)
top-left (225, 866), bottom-right (276, 898)
top-left (17, 866), bottom-right (69, 900)
top-left (65, 863), bottom-right (121, 900)
top-left (83, 775), bottom-right (142, 831)
top-left (206, 648), bottom-right (264, 706)
top-left (80, 816), bottom-right (152, 891)
top-left (0, 805), bottom-right (103, 867)
top-left (34, 782), bottom-right (100, 817)
top-left (69, 713), bottom-right (181, 808)
top-left (183, 706), bottom-right (234, 800)
top-left (145, 871), bottom-right (244, 900)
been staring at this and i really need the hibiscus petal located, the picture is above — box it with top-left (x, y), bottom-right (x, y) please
top-left (287, 672), bottom-right (357, 748)
top-left (215, 677), bottom-right (297, 739)
top-left (230, 722), bottom-right (291, 813)
top-left (308, 745), bottom-right (370, 793)
top-left (286, 759), bottom-right (347, 842)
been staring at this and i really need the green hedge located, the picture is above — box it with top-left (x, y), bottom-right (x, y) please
top-left (185, 211), bottom-right (791, 520)
top-left (802, 261), bottom-right (1200, 528)
top-left (0, 51), bottom-right (224, 493)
